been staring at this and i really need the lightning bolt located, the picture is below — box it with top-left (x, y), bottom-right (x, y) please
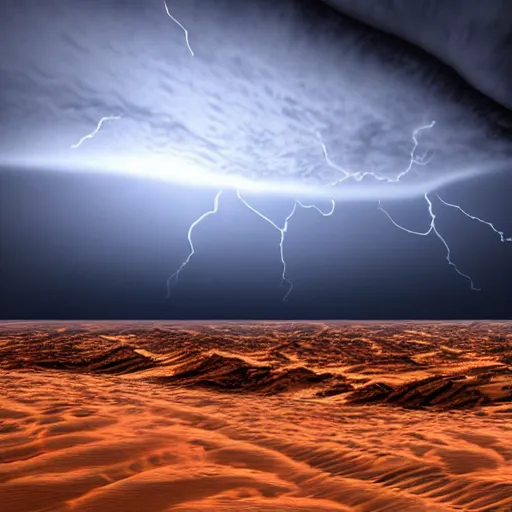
top-left (166, 190), bottom-right (222, 297)
top-left (70, 116), bottom-right (121, 149)
top-left (168, 192), bottom-right (338, 301)
top-left (378, 193), bottom-right (479, 290)
top-left (317, 121), bottom-right (435, 186)
top-left (160, 12), bottom-right (501, 305)
top-left (318, 121), bottom-right (483, 291)
top-left (163, 0), bottom-right (194, 57)
top-left (314, 121), bottom-right (509, 292)
top-left (436, 194), bottom-right (512, 243)
top-left (169, 191), bottom-right (307, 301)
top-left (296, 199), bottom-right (336, 217)
top-left (237, 191), bottom-right (298, 301)
top-left (169, 122), bottom-right (435, 301)
top-left (167, 116), bottom-right (507, 301)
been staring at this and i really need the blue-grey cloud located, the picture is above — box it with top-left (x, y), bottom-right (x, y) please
top-left (0, 0), bottom-right (510, 200)
top-left (324, 0), bottom-right (512, 112)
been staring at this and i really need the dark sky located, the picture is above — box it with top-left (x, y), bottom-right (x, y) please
top-left (1, 0), bottom-right (512, 320)
top-left (1, 168), bottom-right (511, 320)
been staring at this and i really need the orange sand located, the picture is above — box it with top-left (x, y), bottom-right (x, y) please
top-left (0, 321), bottom-right (511, 511)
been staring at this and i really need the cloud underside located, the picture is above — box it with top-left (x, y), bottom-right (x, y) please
top-left (0, 0), bottom-right (510, 200)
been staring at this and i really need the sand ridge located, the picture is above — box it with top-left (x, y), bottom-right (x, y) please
top-left (0, 321), bottom-right (511, 511)
top-left (0, 321), bottom-right (510, 408)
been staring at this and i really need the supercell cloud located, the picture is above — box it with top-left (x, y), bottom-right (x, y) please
top-left (0, 0), bottom-right (510, 200)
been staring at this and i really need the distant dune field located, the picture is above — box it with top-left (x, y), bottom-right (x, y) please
top-left (0, 321), bottom-right (511, 511)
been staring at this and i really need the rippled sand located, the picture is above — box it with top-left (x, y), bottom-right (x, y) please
top-left (0, 321), bottom-right (511, 511)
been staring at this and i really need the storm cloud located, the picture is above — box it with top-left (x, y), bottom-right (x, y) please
top-left (0, 0), bottom-right (510, 200)
top-left (325, 0), bottom-right (512, 112)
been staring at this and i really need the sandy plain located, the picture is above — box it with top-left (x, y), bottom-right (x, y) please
top-left (0, 321), bottom-right (511, 512)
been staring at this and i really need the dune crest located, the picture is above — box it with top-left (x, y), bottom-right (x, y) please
top-left (0, 321), bottom-right (511, 511)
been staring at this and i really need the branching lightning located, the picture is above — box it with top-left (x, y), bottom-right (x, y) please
top-left (169, 193), bottom-right (339, 301)
top-left (70, 116), bottom-right (121, 149)
top-left (52, 2), bottom-right (509, 310)
top-left (436, 194), bottom-right (512, 243)
top-left (166, 190), bottom-right (222, 297)
top-left (317, 121), bottom-right (510, 291)
top-left (236, 191), bottom-right (298, 301)
top-left (317, 121), bottom-right (477, 291)
top-left (378, 193), bottom-right (479, 290)
top-left (316, 121), bottom-right (435, 186)
top-left (316, 120), bottom-right (482, 290)
top-left (166, 112), bottom-right (509, 301)
top-left (163, 0), bottom-right (194, 57)
top-left (158, 5), bottom-right (505, 303)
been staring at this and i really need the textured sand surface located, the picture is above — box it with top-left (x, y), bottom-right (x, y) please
top-left (0, 321), bottom-right (511, 511)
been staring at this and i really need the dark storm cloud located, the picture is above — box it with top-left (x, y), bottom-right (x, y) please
top-left (0, 0), bottom-right (510, 200)
top-left (324, 0), bottom-right (512, 112)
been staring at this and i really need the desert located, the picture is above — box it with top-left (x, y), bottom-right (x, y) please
top-left (0, 321), bottom-right (511, 512)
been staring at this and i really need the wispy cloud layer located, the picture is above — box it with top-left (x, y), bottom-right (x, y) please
top-left (0, 0), bottom-right (510, 199)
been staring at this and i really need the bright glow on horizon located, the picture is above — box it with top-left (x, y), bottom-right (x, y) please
top-left (5, 150), bottom-right (493, 203)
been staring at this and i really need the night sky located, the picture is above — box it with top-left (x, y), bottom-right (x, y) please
top-left (1, 0), bottom-right (512, 320)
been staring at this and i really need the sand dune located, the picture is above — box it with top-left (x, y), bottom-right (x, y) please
top-left (0, 321), bottom-right (511, 511)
